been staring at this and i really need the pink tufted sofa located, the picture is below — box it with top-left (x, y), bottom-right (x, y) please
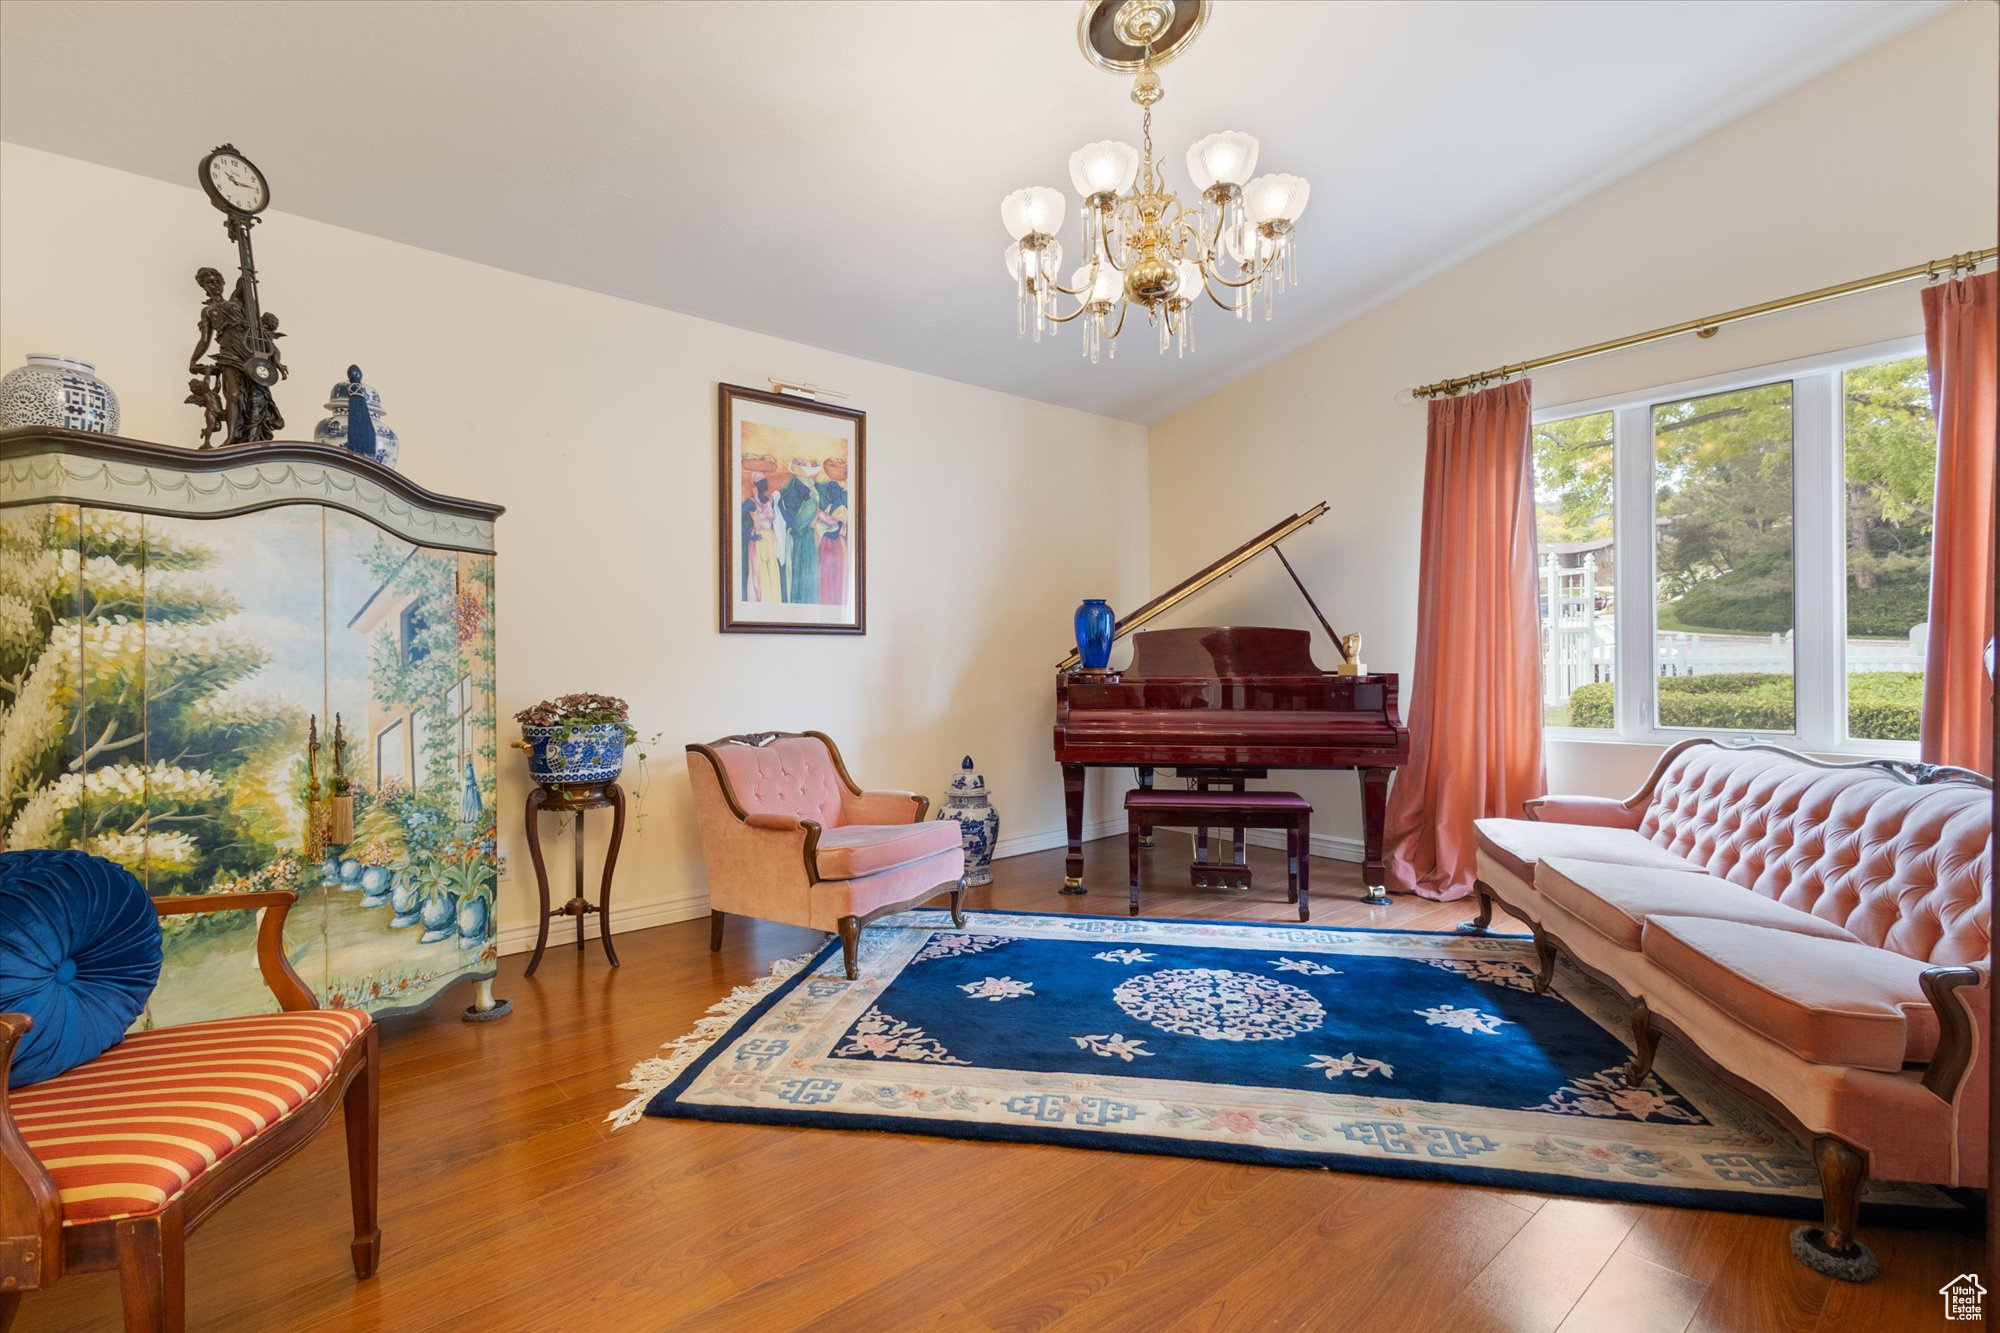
top-left (1467, 738), bottom-right (1992, 1280)
top-left (687, 731), bottom-right (966, 978)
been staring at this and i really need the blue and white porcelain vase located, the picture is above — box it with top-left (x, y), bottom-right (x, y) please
top-left (0, 355), bottom-right (119, 434)
top-left (1074, 598), bottom-right (1115, 672)
top-left (936, 755), bottom-right (1000, 887)
top-left (521, 723), bottom-right (626, 786)
top-left (313, 365), bottom-right (400, 468)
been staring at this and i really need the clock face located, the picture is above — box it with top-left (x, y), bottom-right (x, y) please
top-left (205, 152), bottom-right (268, 213)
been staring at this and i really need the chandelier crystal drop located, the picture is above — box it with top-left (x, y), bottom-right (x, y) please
top-left (1000, 0), bottom-right (1310, 362)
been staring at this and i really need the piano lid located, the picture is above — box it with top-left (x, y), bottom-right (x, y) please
top-left (1057, 502), bottom-right (1347, 671)
top-left (1121, 626), bottom-right (1327, 680)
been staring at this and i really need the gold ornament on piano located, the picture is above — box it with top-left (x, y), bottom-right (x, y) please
top-left (1335, 633), bottom-right (1366, 677)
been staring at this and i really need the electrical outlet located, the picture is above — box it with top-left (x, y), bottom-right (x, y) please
top-left (495, 851), bottom-right (511, 880)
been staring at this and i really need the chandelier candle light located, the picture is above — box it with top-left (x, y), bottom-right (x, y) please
top-left (1002, 0), bottom-right (1309, 361)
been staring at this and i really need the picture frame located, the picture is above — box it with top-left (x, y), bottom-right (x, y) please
top-left (717, 383), bottom-right (866, 635)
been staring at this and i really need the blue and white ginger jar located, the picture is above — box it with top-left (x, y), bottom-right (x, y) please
top-left (0, 355), bottom-right (119, 434)
top-left (313, 364), bottom-right (400, 468)
top-left (936, 755), bottom-right (1000, 886)
top-left (521, 723), bottom-right (626, 786)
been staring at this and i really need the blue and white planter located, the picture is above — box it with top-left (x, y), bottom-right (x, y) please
top-left (338, 857), bottom-right (364, 890)
top-left (457, 894), bottom-right (490, 949)
top-left (418, 891), bottom-right (458, 944)
top-left (388, 877), bottom-right (423, 928)
top-left (358, 865), bottom-right (394, 908)
top-left (936, 755), bottom-right (1000, 887)
top-left (521, 722), bottom-right (627, 786)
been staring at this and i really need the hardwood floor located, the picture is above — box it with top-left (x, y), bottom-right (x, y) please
top-left (27, 837), bottom-right (1982, 1331)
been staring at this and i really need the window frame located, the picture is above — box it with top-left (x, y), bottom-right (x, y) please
top-left (1535, 335), bottom-right (1927, 757)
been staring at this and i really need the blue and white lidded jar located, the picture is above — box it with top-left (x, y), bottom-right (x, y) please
top-left (0, 355), bottom-right (119, 434)
top-left (936, 755), bottom-right (1000, 887)
top-left (313, 364), bottom-right (401, 468)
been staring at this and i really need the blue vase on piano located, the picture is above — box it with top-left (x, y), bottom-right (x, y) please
top-left (1074, 599), bottom-right (1115, 672)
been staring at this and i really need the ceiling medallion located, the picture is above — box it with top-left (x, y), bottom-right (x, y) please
top-left (1002, 0), bottom-right (1310, 362)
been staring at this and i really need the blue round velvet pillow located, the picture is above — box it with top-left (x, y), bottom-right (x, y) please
top-left (0, 850), bottom-right (162, 1087)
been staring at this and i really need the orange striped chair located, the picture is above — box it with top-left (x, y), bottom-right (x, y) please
top-left (0, 888), bottom-right (378, 1332)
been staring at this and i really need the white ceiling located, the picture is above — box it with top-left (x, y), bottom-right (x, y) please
top-left (0, 0), bottom-right (1944, 423)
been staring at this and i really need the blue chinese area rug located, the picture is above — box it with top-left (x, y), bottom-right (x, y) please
top-left (611, 911), bottom-right (1962, 1223)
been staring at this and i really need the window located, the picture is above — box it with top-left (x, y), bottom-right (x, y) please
top-left (1534, 343), bottom-right (1933, 752)
top-left (375, 719), bottom-right (408, 785)
top-left (1533, 412), bottom-right (1615, 728)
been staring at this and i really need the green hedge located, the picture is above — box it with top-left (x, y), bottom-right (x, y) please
top-left (1564, 672), bottom-right (1921, 740)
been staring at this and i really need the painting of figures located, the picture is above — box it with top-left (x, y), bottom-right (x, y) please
top-left (719, 383), bottom-right (866, 634)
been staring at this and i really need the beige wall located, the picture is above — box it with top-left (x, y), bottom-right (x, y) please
top-left (0, 142), bottom-right (1151, 950)
top-left (1143, 4), bottom-right (1998, 851)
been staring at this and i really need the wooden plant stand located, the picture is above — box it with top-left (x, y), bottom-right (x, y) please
top-left (523, 780), bottom-right (626, 977)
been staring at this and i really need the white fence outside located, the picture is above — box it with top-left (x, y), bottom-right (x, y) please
top-left (1539, 553), bottom-right (1926, 708)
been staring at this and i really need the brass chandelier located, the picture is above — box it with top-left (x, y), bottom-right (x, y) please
top-left (1002, 0), bottom-right (1310, 362)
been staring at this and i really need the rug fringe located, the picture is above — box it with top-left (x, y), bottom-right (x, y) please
top-left (605, 951), bottom-right (817, 1129)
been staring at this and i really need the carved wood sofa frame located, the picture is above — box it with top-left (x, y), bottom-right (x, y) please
top-left (1465, 739), bottom-right (1991, 1275)
top-left (0, 889), bottom-right (378, 1332)
top-left (689, 730), bottom-right (967, 978)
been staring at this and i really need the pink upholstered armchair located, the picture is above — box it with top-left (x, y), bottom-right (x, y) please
top-left (687, 731), bottom-right (967, 977)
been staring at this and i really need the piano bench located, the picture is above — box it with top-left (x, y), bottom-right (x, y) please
top-left (1123, 789), bottom-right (1312, 921)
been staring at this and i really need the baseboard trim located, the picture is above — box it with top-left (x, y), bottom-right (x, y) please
top-left (492, 816), bottom-right (1147, 954)
top-left (992, 816), bottom-right (1128, 861)
top-left (492, 890), bottom-right (710, 956)
top-left (1236, 827), bottom-right (1365, 864)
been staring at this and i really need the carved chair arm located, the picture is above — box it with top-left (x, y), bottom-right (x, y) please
top-left (844, 789), bottom-right (930, 825)
top-left (1920, 964), bottom-right (1988, 1101)
top-left (735, 815), bottom-right (827, 884)
top-left (0, 1013), bottom-right (63, 1294)
top-left (152, 890), bottom-right (319, 1012)
top-left (1523, 794), bottom-right (1644, 828)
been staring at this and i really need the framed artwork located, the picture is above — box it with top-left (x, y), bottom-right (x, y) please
top-left (718, 383), bottom-right (866, 634)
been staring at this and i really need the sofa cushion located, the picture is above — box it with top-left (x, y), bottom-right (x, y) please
top-left (1537, 858), bottom-right (1862, 952)
top-left (11, 1008), bottom-right (371, 1224)
top-left (814, 821), bottom-right (963, 880)
top-left (1641, 915), bottom-right (1939, 1072)
top-left (1473, 817), bottom-right (1693, 886)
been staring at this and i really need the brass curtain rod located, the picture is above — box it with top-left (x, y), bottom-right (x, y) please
top-left (1412, 246), bottom-right (1997, 400)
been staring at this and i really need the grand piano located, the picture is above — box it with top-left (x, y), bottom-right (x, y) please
top-left (1053, 504), bottom-right (1409, 904)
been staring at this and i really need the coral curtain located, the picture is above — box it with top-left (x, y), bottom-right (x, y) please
top-left (1919, 272), bottom-right (1996, 773)
top-left (1383, 380), bottom-right (1547, 901)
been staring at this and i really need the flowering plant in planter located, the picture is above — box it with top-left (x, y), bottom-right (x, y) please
top-left (513, 693), bottom-right (638, 745)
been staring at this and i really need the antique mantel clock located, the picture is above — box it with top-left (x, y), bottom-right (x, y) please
top-left (188, 143), bottom-right (289, 446)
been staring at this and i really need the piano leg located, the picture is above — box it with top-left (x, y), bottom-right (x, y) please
top-left (1062, 763), bottom-right (1088, 893)
top-left (1359, 766), bottom-right (1392, 905)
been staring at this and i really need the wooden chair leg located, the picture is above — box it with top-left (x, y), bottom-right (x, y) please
top-left (837, 915), bottom-right (861, 979)
top-left (0, 1291), bottom-right (20, 1332)
top-left (949, 878), bottom-right (967, 927)
top-left (1129, 823), bottom-right (1142, 916)
top-left (1285, 829), bottom-right (1299, 903)
top-left (709, 910), bottom-right (726, 952)
top-left (1531, 932), bottom-right (1557, 994)
top-left (115, 1210), bottom-right (185, 1333)
top-left (345, 1026), bottom-right (381, 1280)
top-left (1624, 999), bottom-right (1659, 1086)
top-left (1459, 882), bottom-right (1496, 934)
